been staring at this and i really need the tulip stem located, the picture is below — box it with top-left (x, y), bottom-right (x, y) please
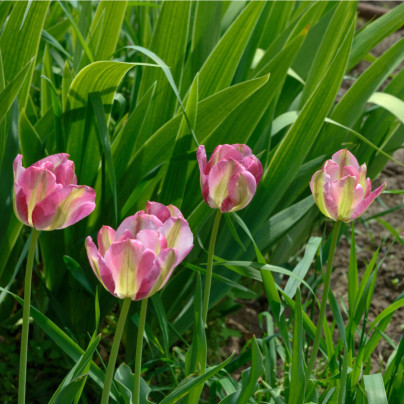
top-left (306, 221), bottom-right (341, 381)
top-left (202, 209), bottom-right (222, 327)
top-left (18, 228), bottom-right (39, 404)
top-left (134, 298), bottom-right (148, 404)
top-left (101, 297), bottom-right (131, 404)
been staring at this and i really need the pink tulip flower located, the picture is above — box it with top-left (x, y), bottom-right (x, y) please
top-left (85, 202), bottom-right (193, 300)
top-left (13, 154), bottom-right (96, 230)
top-left (197, 144), bottom-right (263, 213)
top-left (310, 149), bottom-right (385, 223)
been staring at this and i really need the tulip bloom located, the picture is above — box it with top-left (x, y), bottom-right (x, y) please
top-left (197, 144), bottom-right (263, 213)
top-left (310, 149), bottom-right (385, 223)
top-left (13, 154), bottom-right (96, 230)
top-left (86, 202), bottom-right (193, 300)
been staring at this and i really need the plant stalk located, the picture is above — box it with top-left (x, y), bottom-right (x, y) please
top-left (18, 228), bottom-right (40, 404)
top-left (134, 298), bottom-right (148, 404)
top-left (101, 297), bottom-right (131, 404)
top-left (306, 221), bottom-right (341, 380)
top-left (202, 210), bottom-right (222, 327)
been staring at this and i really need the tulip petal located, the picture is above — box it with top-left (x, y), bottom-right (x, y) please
top-left (13, 154), bottom-right (25, 181)
top-left (116, 212), bottom-right (163, 239)
top-left (310, 170), bottom-right (337, 220)
top-left (323, 160), bottom-right (339, 181)
top-left (17, 166), bottom-right (60, 225)
top-left (352, 182), bottom-right (385, 220)
top-left (32, 184), bottom-right (95, 230)
top-left (132, 249), bottom-right (161, 300)
top-left (221, 170), bottom-right (256, 213)
top-left (53, 159), bottom-right (77, 186)
top-left (243, 155), bottom-right (263, 183)
top-left (160, 217), bottom-right (193, 264)
top-left (208, 159), bottom-right (244, 208)
top-left (232, 144), bottom-right (253, 157)
top-left (85, 236), bottom-right (116, 295)
top-left (146, 248), bottom-right (178, 297)
top-left (97, 226), bottom-right (116, 257)
top-left (207, 144), bottom-right (244, 171)
top-left (167, 204), bottom-right (183, 218)
top-left (104, 239), bottom-right (143, 299)
top-left (145, 201), bottom-right (171, 222)
top-left (196, 145), bottom-right (207, 181)
top-left (332, 149), bottom-right (359, 176)
top-left (31, 153), bottom-right (70, 170)
top-left (136, 229), bottom-right (167, 255)
top-left (330, 176), bottom-right (363, 222)
top-left (13, 186), bottom-right (29, 226)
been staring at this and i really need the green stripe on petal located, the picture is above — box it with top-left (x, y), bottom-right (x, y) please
top-left (311, 170), bottom-right (332, 219)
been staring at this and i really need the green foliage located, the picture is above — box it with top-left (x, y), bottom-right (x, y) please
top-left (1, 1), bottom-right (403, 402)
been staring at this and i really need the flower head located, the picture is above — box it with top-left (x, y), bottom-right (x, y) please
top-left (85, 202), bottom-right (193, 300)
top-left (310, 149), bottom-right (385, 222)
top-left (197, 144), bottom-right (262, 213)
top-left (13, 154), bottom-right (96, 230)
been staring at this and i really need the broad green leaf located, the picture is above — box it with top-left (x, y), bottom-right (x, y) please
top-left (114, 363), bottom-right (153, 404)
top-left (0, 1), bottom-right (50, 107)
top-left (58, 1), bottom-right (94, 65)
top-left (363, 374), bottom-right (388, 404)
top-left (197, 1), bottom-right (265, 100)
top-left (204, 26), bottom-right (307, 150)
top-left (137, 1), bottom-right (190, 131)
top-left (19, 109), bottom-right (44, 166)
top-left (284, 237), bottom-right (321, 299)
top-left (312, 35), bottom-right (404, 157)
top-left (0, 101), bottom-right (21, 280)
top-left (254, 195), bottom-right (315, 251)
top-left (300, 1), bottom-right (357, 106)
top-left (0, 59), bottom-right (32, 125)
top-left (250, 2), bottom-right (327, 78)
top-left (368, 92), bottom-right (404, 125)
top-left (160, 353), bottom-right (234, 404)
top-left (246, 18), bottom-right (355, 228)
top-left (49, 334), bottom-right (101, 404)
top-left (368, 298), bottom-right (404, 333)
top-left (184, 1), bottom-right (222, 84)
top-left (65, 61), bottom-right (154, 185)
top-left (348, 2), bottom-right (404, 70)
top-left (220, 336), bottom-right (263, 404)
top-left (112, 81), bottom-right (156, 181)
top-left (160, 74), bottom-right (198, 207)
top-left (119, 74), bottom-right (269, 202)
top-left (90, 92), bottom-right (118, 226)
top-left (85, 0), bottom-right (128, 62)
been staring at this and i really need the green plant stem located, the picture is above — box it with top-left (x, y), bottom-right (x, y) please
top-left (134, 298), bottom-right (148, 404)
top-left (202, 210), bottom-right (222, 327)
top-left (101, 297), bottom-right (131, 404)
top-left (306, 220), bottom-right (341, 380)
top-left (18, 228), bottom-right (39, 404)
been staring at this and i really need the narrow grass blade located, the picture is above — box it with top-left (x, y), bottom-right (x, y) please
top-left (0, 1), bottom-right (50, 107)
top-left (89, 92), bottom-right (118, 226)
top-left (160, 353), bottom-right (234, 404)
top-left (0, 59), bottom-right (32, 124)
top-left (288, 289), bottom-right (305, 404)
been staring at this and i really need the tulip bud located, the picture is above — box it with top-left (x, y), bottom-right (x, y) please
top-left (310, 149), bottom-right (385, 223)
top-left (85, 201), bottom-right (193, 300)
top-left (13, 154), bottom-right (96, 230)
top-left (197, 144), bottom-right (262, 213)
